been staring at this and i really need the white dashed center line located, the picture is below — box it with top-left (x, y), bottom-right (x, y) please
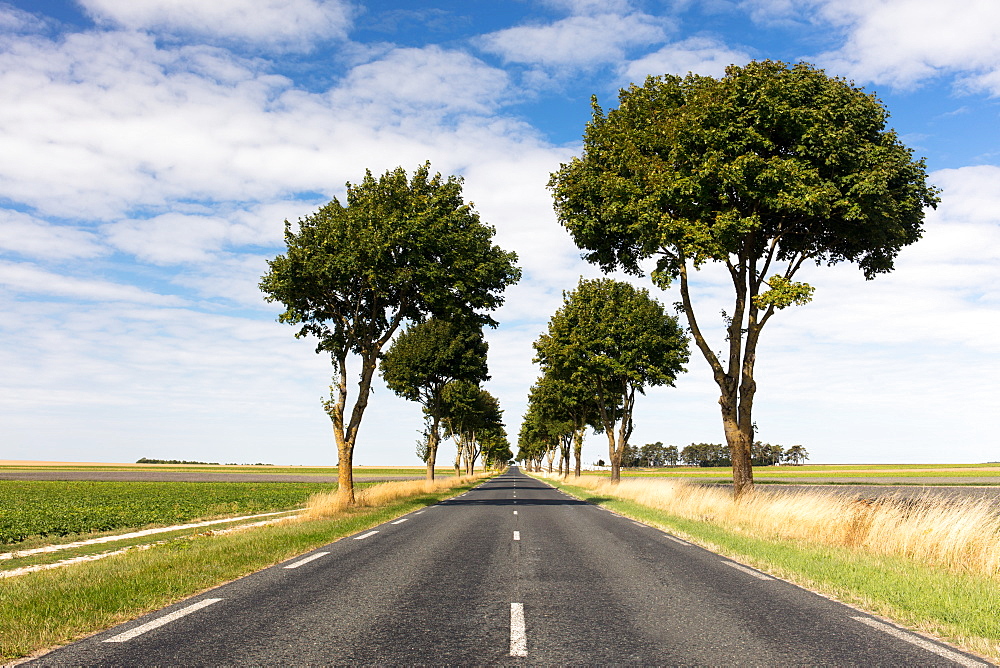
top-left (104, 598), bottom-right (222, 643)
top-left (283, 551), bottom-right (329, 569)
top-left (513, 531), bottom-right (521, 541)
top-left (353, 530), bottom-right (379, 540)
top-left (510, 602), bottom-right (527, 657)
top-left (513, 510), bottom-right (518, 515)
top-left (852, 617), bottom-right (987, 667)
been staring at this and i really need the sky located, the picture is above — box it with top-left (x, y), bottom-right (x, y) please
top-left (1, 0), bottom-right (998, 467)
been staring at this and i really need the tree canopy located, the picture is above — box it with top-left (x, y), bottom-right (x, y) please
top-left (549, 61), bottom-right (938, 495)
top-left (260, 162), bottom-right (520, 503)
top-left (380, 317), bottom-right (490, 481)
top-left (534, 278), bottom-right (688, 482)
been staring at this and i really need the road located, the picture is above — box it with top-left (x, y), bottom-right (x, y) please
top-left (30, 467), bottom-right (990, 666)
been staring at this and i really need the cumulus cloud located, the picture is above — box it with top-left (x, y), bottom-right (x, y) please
top-left (481, 12), bottom-right (668, 68)
top-left (78, 0), bottom-right (354, 51)
top-left (621, 36), bottom-right (752, 81)
top-left (743, 0), bottom-right (1000, 93)
top-left (331, 46), bottom-right (511, 116)
top-left (0, 210), bottom-right (107, 259)
top-left (0, 262), bottom-right (185, 304)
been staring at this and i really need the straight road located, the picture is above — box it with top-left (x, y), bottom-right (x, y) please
top-left (31, 467), bottom-right (990, 665)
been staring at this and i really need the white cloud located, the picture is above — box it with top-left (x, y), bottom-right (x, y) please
top-left (331, 46), bottom-right (511, 116)
top-left (0, 3), bottom-right (50, 32)
top-left (622, 36), bottom-right (752, 81)
top-left (744, 0), bottom-right (1000, 94)
top-left (0, 262), bottom-right (185, 304)
top-left (79, 0), bottom-right (353, 51)
top-left (0, 210), bottom-right (106, 259)
top-left (481, 12), bottom-right (668, 68)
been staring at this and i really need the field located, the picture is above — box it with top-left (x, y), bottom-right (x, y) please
top-left (0, 461), bottom-right (448, 478)
top-left (590, 463), bottom-right (1000, 485)
top-left (0, 480), bottom-right (336, 545)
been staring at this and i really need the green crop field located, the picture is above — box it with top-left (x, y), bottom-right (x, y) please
top-left (0, 481), bottom-right (337, 545)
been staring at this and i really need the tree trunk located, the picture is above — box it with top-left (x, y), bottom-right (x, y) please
top-left (335, 424), bottom-right (355, 506)
top-left (426, 439), bottom-right (438, 482)
top-left (573, 428), bottom-right (583, 477)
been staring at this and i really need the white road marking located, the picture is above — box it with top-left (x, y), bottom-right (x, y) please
top-left (283, 551), bottom-right (329, 569)
top-left (724, 561), bottom-right (773, 580)
top-left (104, 598), bottom-right (222, 643)
top-left (513, 531), bottom-right (521, 541)
top-left (663, 534), bottom-right (691, 546)
top-left (0, 510), bottom-right (298, 561)
top-left (390, 518), bottom-right (409, 525)
top-left (510, 602), bottom-right (527, 657)
top-left (415, 510), bottom-right (425, 515)
top-left (852, 617), bottom-right (987, 667)
top-left (632, 521), bottom-right (646, 527)
top-left (353, 530), bottom-right (379, 540)
top-left (513, 510), bottom-right (518, 515)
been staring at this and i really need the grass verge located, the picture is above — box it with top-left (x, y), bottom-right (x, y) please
top-left (0, 475), bottom-right (487, 664)
top-left (541, 474), bottom-right (1000, 663)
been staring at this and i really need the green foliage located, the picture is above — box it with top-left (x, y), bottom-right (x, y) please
top-left (260, 163), bottom-right (520, 358)
top-left (440, 380), bottom-right (502, 439)
top-left (550, 60), bottom-right (939, 282)
top-left (381, 318), bottom-right (489, 404)
top-left (0, 481), bottom-right (334, 545)
top-left (534, 277), bottom-right (689, 408)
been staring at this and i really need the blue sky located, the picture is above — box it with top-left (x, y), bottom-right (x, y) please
top-left (1, 0), bottom-right (998, 466)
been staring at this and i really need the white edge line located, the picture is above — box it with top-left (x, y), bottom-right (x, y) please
top-left (353, 530), bottom-right (379, 540)
top-left (414, 510), bottom-right (425, 515)
top-left (390, 518), bottom-right (409, 525)
top-left (724, 561), bottom-right (773, 580)
top-left (104, 598), bottom-right (222, 643)
top-left (851, 617), bottom-right (987, 667)
top-left (510, 602), bottom-right (527, 657)
top-left (663, 534), bottom-right (691, 546)
top-left (513, 531), bottom-right (521, 541)
top-left (283, 551), bottom-right (329, 569)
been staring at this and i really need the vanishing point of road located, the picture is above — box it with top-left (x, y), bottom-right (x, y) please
top-left (30, 467), bottom-right (990, 666)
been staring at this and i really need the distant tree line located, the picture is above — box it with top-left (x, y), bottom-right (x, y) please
top-left (136, 458), bottom-right (220, 465)
top-left (594, 442), bottom-right (809, 468)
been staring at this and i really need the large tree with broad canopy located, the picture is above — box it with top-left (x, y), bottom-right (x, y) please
top-left (549, 61), bottom-right (939, 497)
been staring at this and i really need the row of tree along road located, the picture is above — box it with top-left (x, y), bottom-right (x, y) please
top-left (261, 60), bottom-right (937, 503)
top-left (585, 441), bottom-right (810, 469)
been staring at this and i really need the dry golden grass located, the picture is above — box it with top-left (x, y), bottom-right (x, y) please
top-left (301, 474), bottom-right (488, 520)
top-left (551, 474), bottom-right (1000, 578)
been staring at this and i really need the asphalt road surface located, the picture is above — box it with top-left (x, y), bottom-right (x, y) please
top-left (30, 467), bottom-right (990, 666)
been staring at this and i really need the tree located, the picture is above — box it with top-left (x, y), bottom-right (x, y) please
top-left (534, 278), bottom-right (689, 482)
top-left (380, 318), bottom-right (489, 481)
top-left (524, 372), bottom-right (601, 478)
top-left (549, 61), bottom-right (939, 497)
top-left (440, 380), bottom-right (504, 475)
top-left (784, 444), bottom-right (809, 465)
top-left (260, 163), bottom-right (520, 504)
top-left (664, 445), bottom-right (679, 467)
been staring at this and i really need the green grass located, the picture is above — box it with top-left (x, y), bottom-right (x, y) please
top-left (0, 464), bottom-right (453, 476)
top-left (0, 481), bottom-right (340, 545)
top-left (0, 477), bottom-right (486, 663)
top-left (547, 477), bottom-right (1000, 662)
